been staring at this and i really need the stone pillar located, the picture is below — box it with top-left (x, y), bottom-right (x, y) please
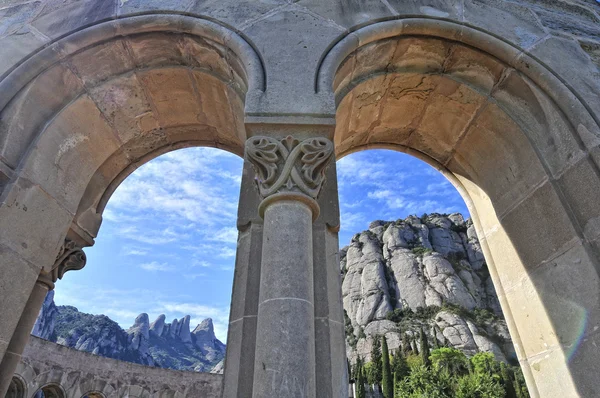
top-left (0, 273), bottom-right (51, 395)
top-left (243, 135), bottom-right (335, 397)
top-left (0, 238), bottom-right (86, 397)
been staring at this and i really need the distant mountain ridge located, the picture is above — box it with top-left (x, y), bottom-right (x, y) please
top-left (32, 292), bottom-right (225, 372)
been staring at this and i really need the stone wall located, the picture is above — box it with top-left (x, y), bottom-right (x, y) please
top-left (1, 1), bottom-right (600, 397)
top-left (11, 336), bottom-right (223, 398)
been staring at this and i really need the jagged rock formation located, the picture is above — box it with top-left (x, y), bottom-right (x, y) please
top-left (342, 213), bottom-right (516, 364)
top-left (32, 294), bottom-right (225, 372)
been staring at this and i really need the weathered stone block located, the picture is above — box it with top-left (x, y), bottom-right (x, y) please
top-left (0, 177), bottom-right (72, 267)
top-left (0, 244), bottom-right (38, 348)
top-left (558, 156), bottom-right (600, 241)
top-left (137, 68), bottom-right (203, 127)
top-left (449, 103), bottom-right (547, 218)
top-left (493, 70), bottom-right (585, 178)
top-left (20, 95), bottom-right (122, 213)
top-left (444, 45), bottom-right (506, 95)
top-left (0, 64), bottom-right (84, 169)
top-left (0, 2), bottom-right (41, 37)
top-left (528, 241), bottom-right (600, 348)
top-left (526, 37), bottom-right (600, 122)
top-left (187, 0), bottom-right (278, 29)
top-left (387, 0), bottom-right (463, 19)
top-left (68, 39), bottom-right (134, 87)
top-left (31, 0), bottom-right (117, 39)
top-left (500, 181), bottom-right (578, 269)
top-left (0, 28), bottom-right (47, 78)
top-left (90, 74), bottom-right (158, 143)
top-left (408, 80), bottom-right (485, 163)
top-left (463, 0), bottom-right (547, 49)
top-left (298, 0), bottom-right (393, 28)
top-left (127, 33), bottom-right (187, 69)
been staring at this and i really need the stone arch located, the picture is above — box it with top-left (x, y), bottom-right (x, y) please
top-left (322, 19), bottom-right (600, 397)
top-left (5, 375), bottom-right (26, 398)
top-left (81, 393), bottom-right (105, 398)
top-left (0, 13), bottom-right (261, 392)
top-left (0, 13), bottom-right (261, 262)
top-left (77, 377), bottom-right (115, 398)
top-left (32, 383), bottom-right (66, 398)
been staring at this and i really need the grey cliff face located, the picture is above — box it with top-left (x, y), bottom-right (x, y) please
top-left (32, 297), bottom-right (225, 372)
top-left (342, 213), bottom-right (514, 364)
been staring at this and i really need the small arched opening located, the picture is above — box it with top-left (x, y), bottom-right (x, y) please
top-left (5, 376), bottom-right (25, 398)
top-left (32, 384), bottom-right (65, 398)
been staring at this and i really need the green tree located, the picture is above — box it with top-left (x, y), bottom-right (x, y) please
top-left (370, 337), bottom-right (383, 385)
top-left (382, 336), bottom-right (393, 398)
top-left (429, 347), bottom-right (469, 377)
top-left (419, 328), bottom-right (431, 368)
top-left (356, 357), bottom-right (366, 398)
top-left (455, 372), bottom-right (505, 398)
top-left (395, 365), bottom-right (453, 398)
top-left (405, 354), bottom-right (423, 370)
top-left (471, 352), bottom-right (501, 377)
top-left (500, 362), bottom-right (518, 398)
top-left (432, 326), bottom-right (440, 349)
top-left (391, 349), bottom-right (410, 380)
top-left (402, 332), bottom-right (412, 356)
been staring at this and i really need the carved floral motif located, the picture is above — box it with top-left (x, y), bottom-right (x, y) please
top-left (51, 238), bottom-right (87, 283)
top-left (245, 136), bottom-right (334, 199)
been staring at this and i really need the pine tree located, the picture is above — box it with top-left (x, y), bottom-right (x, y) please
top-left (370, 336), bottom-right (383, 386)
top-left (356, 357), bottom-right (366, 398)
top-left (419, 328), bottom-right (431, 368)
top-left (402, 332), bottom-right (412, 356)
top-left (432, 326), bottom-right (440, 349)
top-left (500, 362), bottom-right (518, 398)
top-left (381, 336), bottom-right (393, 398)
top-left (391, 349), bottom-right (409, 380)
top-left (514, 371), bottom-right (524, 398)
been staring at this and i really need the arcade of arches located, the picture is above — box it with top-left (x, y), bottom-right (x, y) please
top-left (1, 1), bottom-right (600, 397)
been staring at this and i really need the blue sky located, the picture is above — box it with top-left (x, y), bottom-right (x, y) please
top-left (53, 148), bottom-right (468, 342)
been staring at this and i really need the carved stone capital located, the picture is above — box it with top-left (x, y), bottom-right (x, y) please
top-left (245, 135), bottom-right (334, 201)
top-left (40, 238), bottom-right (87, 289)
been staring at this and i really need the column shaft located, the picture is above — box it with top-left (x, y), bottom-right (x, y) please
top-left (0, 279), bottom-right (49, 396)
top-left (252, 200), bottom-right (316, 398)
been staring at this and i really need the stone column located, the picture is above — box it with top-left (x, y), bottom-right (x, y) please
top-left (0, 239), bottom-right (86, 397)
top-left (245, 136), bottom-right (334, 398)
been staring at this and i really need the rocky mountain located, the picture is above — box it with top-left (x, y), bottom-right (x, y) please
top-left (32, 291), bottom-right (225, 372)
top-left (342, 213), bottom-right (516, 365)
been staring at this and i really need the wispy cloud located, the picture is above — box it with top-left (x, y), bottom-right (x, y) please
top-left (139, 261), bottom-right (175, 272)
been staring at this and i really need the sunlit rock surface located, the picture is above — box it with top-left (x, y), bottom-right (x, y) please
top-left (342, 213), bottom-right (515, 364)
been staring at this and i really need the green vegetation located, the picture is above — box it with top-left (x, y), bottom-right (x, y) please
top-left (411, 246), bottom-right (433, 257)
top-left (382, 336), bottom-right (393, 398)
top-left (354, 337), bottom-right (530, 398)
top-left (419, 328), bottom-right (431, 368)
top-left (369, 338), bottom-right (383, 385)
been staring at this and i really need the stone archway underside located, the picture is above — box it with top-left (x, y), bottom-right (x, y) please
top-left (0, 3), bottom-right (600, 398)
top-left (323, 19), bottom-right (600, 398)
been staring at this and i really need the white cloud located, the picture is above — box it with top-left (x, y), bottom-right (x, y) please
top-left (117, 226), bottom-right (189, 245)
top-left (124, 248), bottom-right (148, 256)
top-left (211, 227), bottom-right (238, 244)
top-left (367, 189), bottom-right (392, 199)
top-left (139, 261), bottom-right (175, 272)
top-left (183, 273), bottom-right (207, 280)
top-left (218, 248), bottom-right (236, 258)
